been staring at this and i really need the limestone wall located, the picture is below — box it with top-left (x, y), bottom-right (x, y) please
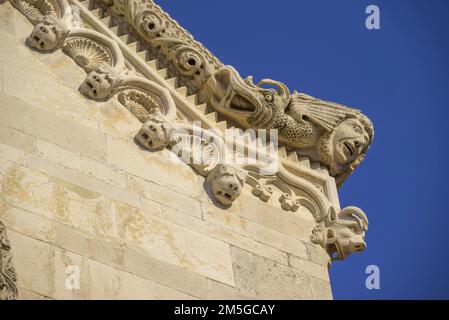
top-left (0, 1), bottom-right (332, 300)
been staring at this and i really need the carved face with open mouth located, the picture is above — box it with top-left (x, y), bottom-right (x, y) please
top-left (312, 206), bottom-right (368, 260)
top-left (79, 71), bottom-right (115, 100)
top-left (330, 229), bottom-right (367, 260)
top-left (333, 118), bottom-right (370, 165)
top-left (135, 113), bottom-right (174, 151)
top-left (207, 164), bottom-right (248, 206)
top-left (206, 67), bottom-right (290, 127)
top-left (27, 16), bottom-right (67, 51)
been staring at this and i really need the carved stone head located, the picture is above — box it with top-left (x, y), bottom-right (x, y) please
top-left (207, 164), bottom-right (247, 206)
top-left (135, 113), bottom-right (174, 151)
top-left (27, 15), bottom-right (68, 51)
top-left (204, 66), bottom-right (291, 127)
top-left (311, 207), bottom-right (368, 260)
top-left (79, 68), bottom-right (117, 100)
top-left (319, 116), bottom-right (373, 178)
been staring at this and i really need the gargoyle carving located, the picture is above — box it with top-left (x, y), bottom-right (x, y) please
top-left (79, 62), bottom-right (124, 100)
top-left (0, 222), bottom-right (18, 300)
top-left (27, 14), bottom-right (69, 51)
top-left (79, 64), bottom-right (177, 121)
top-left (202, 66), bottom-right (374, 185)
top-left (311, 206), bottom-right (368, 260)
top-left (135, 112), bottom-right (174, 151)
top-left (207, 164), bottom-right (248, 206)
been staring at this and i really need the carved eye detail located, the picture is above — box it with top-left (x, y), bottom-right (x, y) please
top-left (353, 125), bottom-right (363, 134)
top-left (264, 93), bottom-right (273, 102)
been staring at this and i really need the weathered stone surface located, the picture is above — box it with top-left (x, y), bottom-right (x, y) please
top-left (116, 202), bottom-right (235, 285)
top-left (107, 135), bottom-right (203, 196)
top-left (127, 174), bottom-right (202, 219)
top-left (310, 276), bottom-right (333, 300)
top-left (203, 202), bottom-right (308, 259)
top-left (0, 94), bottom-right (106, 161)
top-left (8, 230), bottom-right (196, 300)
top-left (230, 247), bottom-right (315, 300)
top-left (0, 0), bottom-right (348, 300)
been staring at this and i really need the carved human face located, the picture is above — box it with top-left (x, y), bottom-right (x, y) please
top-left (135, 116), bottom-right (173, 151)
top-left (208, 165), bottom-right (247, 206)
top-left (27, 17), bottom-right (66, 51)
top-left (332, 118), bottom-right (370, 165)
top-left (320, 118), bottom-right (370, 175)
top-left (79, 71), bottom-right (114, 100)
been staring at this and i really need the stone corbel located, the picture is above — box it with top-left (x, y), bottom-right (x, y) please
top-left (135, 120), bottom-right (248, 206)
top-left (18, 1), bottom-right (177, 124)
top-left (311, 206), bottom-right (369, 260)
top-left (0, 222), bottom-right (18, 300)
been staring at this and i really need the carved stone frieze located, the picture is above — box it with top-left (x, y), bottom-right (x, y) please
top-left (109, 0), bottom-right (220, 91)
top-left (96, 0), bottom-right (375, 185)
top-left (0, 222), bottom-right (18, 300)
top-left (63, 36), bottom-right (112, 72)
top-left (203, 66), bottom-right (374, 185)
top-left (10, 0), bottom-right (70, 25)
top-left (8, 0), bottom-right (375, 261)
top-left (118, 89), bottom-right (162, 123)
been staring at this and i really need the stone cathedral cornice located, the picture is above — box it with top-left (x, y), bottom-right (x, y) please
top-left (3, 0), bottom-right (374, 294)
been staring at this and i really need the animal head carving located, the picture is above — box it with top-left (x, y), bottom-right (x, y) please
top-left (207, 164), bottom-right (247, 206)
top-left (135, 112), bottom-right (174, 151)
top-left (204, 66), bottom-right (290, 128)
top-left (311, 206), bottom-right (368, 260)
top-left (27, 15), bottom-right (68, 51)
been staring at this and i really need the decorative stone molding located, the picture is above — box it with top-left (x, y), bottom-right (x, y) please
top-left (135, 120), bottom-right (244, 206)
top-left (10, 0), bottom-right (72, 25)
top-left (0, 222), bottom-right (18, 300)
top-left (118, 89), bottom-right (163, 123)
top-left (15, 0), bottom-right (176, 121)
top-left (96, 0), bottom-right (374, 186)
top-left (8, 0), bottom-right (375, 261)
top-left (108, 0), bottom-right (220, 91)
top-left (203, 66), bottom-right (374, 186)
top-left (311, 206), bottom-right (369, 260)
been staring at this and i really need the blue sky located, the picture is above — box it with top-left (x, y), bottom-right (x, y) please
top-left (156, 0), bottom-right (449, 299)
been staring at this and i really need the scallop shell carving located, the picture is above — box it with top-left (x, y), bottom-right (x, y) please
top-left (12, 0), bottom-right (56, 24)
top-left (171, 132), bottom-right (220, 175)
top-left (118, 90), bottom-right (162, 123)
top-left (63, 37), bottom-right (112, 73)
